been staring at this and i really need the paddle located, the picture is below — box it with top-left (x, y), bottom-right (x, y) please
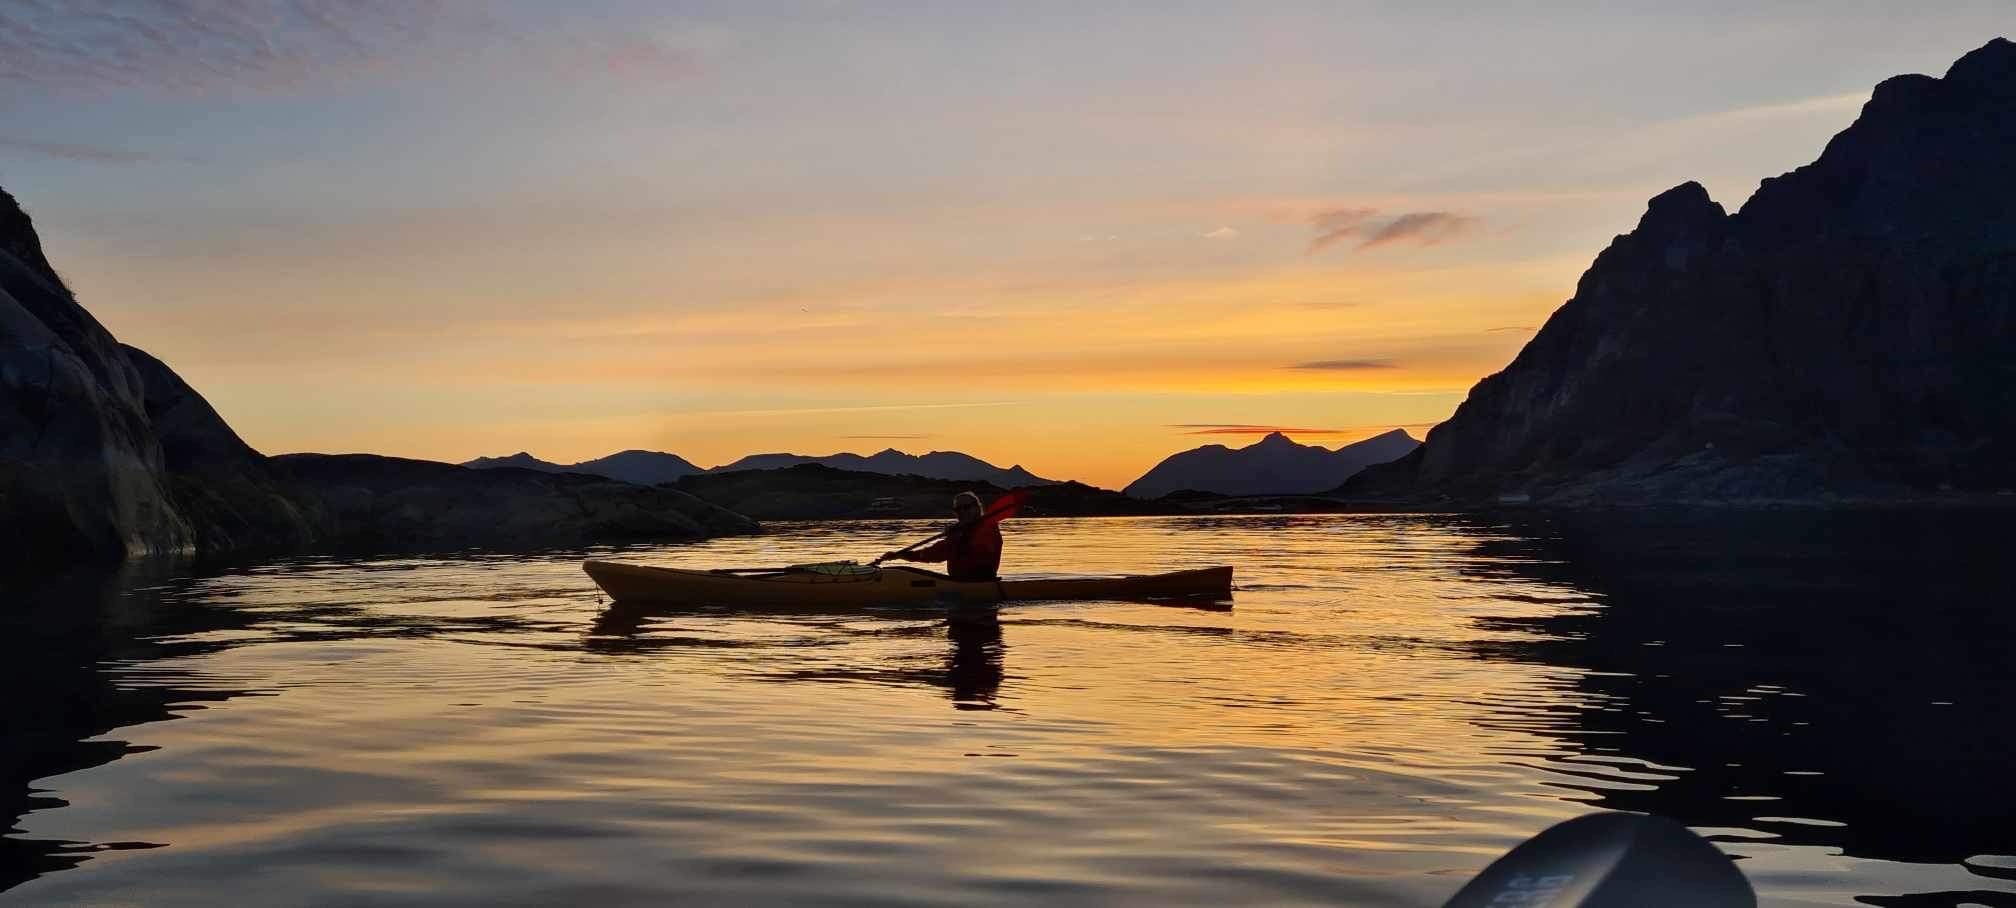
top-left (871, 489), bottom-right (1030, 566)
top-left (1442, 812), bottom-right (1755, 908)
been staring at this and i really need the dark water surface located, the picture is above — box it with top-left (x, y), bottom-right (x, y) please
top-left (4, 513), bottom-right (2012, 906)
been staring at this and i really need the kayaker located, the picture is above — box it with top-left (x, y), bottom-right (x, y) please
top-left (882, 491), bottom-right (1004, 581)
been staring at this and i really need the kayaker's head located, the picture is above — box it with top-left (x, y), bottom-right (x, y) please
top-left (951, 491), bottom-right (984, 525)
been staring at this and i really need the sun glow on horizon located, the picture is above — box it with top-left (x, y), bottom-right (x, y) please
top-left (8, 5), bottom-right (2000, 488)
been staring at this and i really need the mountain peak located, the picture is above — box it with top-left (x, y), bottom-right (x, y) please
top-left (1347, 39), bottom-right (2016, 501)
top-left (1125, 428), bottom-right (1420, 498)
top-left (1945, 36), bottom-right (2016, 94)
top-left (709, 448), bottom-right (1058, 485)
top-left (1636, 181), bottom-right (1725, 238)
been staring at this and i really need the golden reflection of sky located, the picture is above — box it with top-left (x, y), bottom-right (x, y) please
top-left (14, 515), bottom-right (2012, 904)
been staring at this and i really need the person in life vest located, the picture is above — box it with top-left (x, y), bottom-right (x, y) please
top-left (882, 491), bottom-right (1004, 581)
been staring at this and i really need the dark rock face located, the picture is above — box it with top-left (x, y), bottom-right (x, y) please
top-left (273, 455), bottom-right (756, 550)
top-left (1353, 39), bottom-right (2016, 505)
top-left (120, 344), bottom-right (317, 554)
top-left (2, 188), bottom-right (190, 565)
top-left (1125, 429), bottom-right (1419, 499)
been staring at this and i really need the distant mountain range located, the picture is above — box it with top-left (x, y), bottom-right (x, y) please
top-left (712, 449), bottom-right (1056, 487)
top-left (463, 447), bottom-right (1058, 488)
top-left (464, 450), bottom-right (705, 486)
top-left (1123, 430), bottom-right (1420, 499)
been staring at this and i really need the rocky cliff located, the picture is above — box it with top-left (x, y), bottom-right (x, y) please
top-left (1352, 38), bottom-right (2016, 505)
top-left (2, 187), bottom-right (191, 565)
top-left (1, 186), bottom-right (755, 572)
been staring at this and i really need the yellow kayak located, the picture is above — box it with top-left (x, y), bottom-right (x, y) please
top-left (582, 560), bottom-right (1233, 607)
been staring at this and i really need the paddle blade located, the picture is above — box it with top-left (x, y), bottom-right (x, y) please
top-left (1442, 813), bottom-right (1754, 908)
top-left (982, 489), bottom-right (1030, 526)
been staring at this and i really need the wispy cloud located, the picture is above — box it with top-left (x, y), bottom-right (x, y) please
top-left (1358, 211), bottom-right (1476, 249)
top-left (1201, 226), bottom-right (1239, 239)
top-left (0, 2), bottom-right (696, 97)
top-left (1306, 207), bottom-right (1378, 253)
top-left (1288, 359), bottom-right (1398, 370)
top-left (1486, 325), bottom-right (1536, 333)
top-left (1305, 207), bottom-right (1478, 254)
top-left (0, 135), bottom-right (174, 163)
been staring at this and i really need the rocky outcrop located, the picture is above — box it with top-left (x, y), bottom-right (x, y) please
top-left (1351, 38), bottom-right (2016, 505)
top-left (121, 344), bottom-right (318, 555)
top-left (273, 455), bottom-right (755, 550)
top-left (3, 185), bottom-right (757, 573)
top-left (2, 188), bottom-right (192, 566)
top-left (1126, 429), bottom-right (1418, 499)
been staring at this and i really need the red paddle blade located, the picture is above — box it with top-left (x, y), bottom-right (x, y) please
top-left (983, 489), bottom-right (1030, 525)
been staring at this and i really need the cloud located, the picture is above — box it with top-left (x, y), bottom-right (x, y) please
top-left (1306, 207), bottom-right (1378, 253)
top-left (1358, 211), bottom-right (1477, 250)
top-left (1287, 359), bottom-right (1398, 370)
top-left (0, 2), bottom-right (696, 97)
top-left (1305, 207), bottom-right (1477, 254)
top-left (1201, 226), bottom-right (1239, 239)
top-left (1486, 325), bottom-right (1536, 333)
top-left (0, 135), bottom-right (171, 163)
top-left (844, 434), bottom-right (933, 439)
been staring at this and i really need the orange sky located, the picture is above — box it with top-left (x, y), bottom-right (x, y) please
top-left (8, 6), bottom-right (2001, 488)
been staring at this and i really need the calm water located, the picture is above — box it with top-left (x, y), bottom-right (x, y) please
top-left (4, 513), bottom-right (2013, 906)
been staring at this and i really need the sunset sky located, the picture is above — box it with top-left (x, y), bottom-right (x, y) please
top-left (3, 3), bottom-right (2007, 487)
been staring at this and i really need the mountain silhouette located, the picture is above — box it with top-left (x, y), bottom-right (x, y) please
top-left (1124, 429), bottom-right (1419, 499)
top-left (709, 448), bottom-right (1058, 487)
top-left (465, 447), bottom-right (1055, 487)
top-left (1352, 38), bottom-right (2016, 505)
top-left (463, 449), bottom-right (704, 485)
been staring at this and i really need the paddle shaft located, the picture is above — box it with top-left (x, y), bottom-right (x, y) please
top-left (871, 525), bottom-right (954, 565)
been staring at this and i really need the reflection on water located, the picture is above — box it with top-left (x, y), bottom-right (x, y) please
top-left (2, 513), bottom-right (2011, 906)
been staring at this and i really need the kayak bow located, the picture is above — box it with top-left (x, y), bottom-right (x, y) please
top-left (582, 560), bottom-right (1233, 608)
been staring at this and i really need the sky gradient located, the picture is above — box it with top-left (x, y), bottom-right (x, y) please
top-left (3, 2), bottom-right (2008, 487)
